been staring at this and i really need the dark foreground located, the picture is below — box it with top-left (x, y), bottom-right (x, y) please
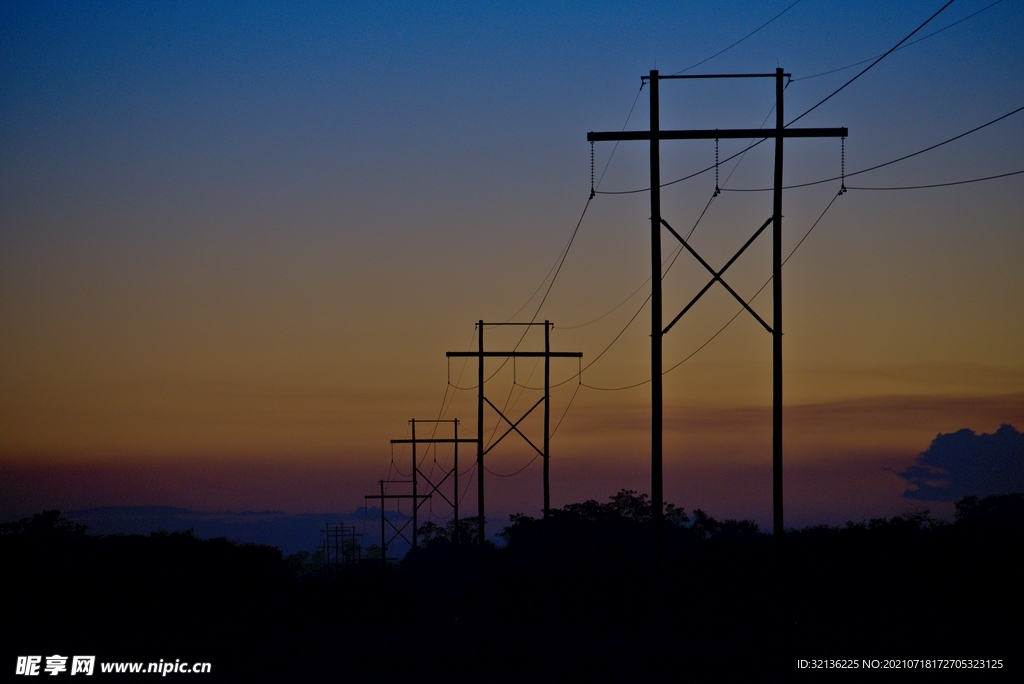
top-left (4, 493), bottom-right (1022, 682)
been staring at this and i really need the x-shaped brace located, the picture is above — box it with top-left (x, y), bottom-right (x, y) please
top-left (385, 516), bottom-right (413, 548)
top-left (417, 469), bottom-right (455, 509)
top-left (483, 395), bottom-right (545, 457)
top-left (661, 215), bottom-right (774, 336)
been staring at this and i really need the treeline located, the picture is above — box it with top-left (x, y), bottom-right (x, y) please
top-left (4, 493), bottom-right (1021, 681)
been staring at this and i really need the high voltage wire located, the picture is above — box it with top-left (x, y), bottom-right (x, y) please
top-left (507, 7), bottom-right (957, 345)
top-left (594, 83), bottom-right (645, 192)
top-left (557, 274), bottom-right (650, 330)
top-left (788, 0), bottom-right (956, 126)
top-left (481, 134), bottom-right (601, 448)
top-left (596, 160), bottom-right (721, 195)
top-left (514, 196), bottom-right (592, 325)
top-left (718, 104), bottom-right (778, 189)
top-left (847, 168), bottom-right (1024, 189)
top-left (670, 0), bottom-right (803, 75)
top-left (500, 205), bottom-right (583, 324)
top-left (505, 36), bottom-right (690, 324)
top-left (391, 140), bottom-right (1004, 483)
top-left (534, 145), bottom-right (1013, 392)
top-left (721, 104), bottom-right (1024, 192)
top-left (458, 462), bottom-right (476, 507)
top-left (550, 378), bottom-right (582, 438)
top-left (588, 150), bottom-right (1023, 394)
top-left (479, 195), bottom-right (591, 404)
top-left (791, 0), bottom-right (1004, 83)
top-left (485, 455), bottom-right (539, 478)
top-left (514, 190), bottom-right (721, 393)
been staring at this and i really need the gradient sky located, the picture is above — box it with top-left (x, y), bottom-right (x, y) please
top-left (2, 1), bottom-right (1022, 529)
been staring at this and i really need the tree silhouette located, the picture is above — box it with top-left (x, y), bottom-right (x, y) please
top-left (0, 509), bottom-right (88, 538)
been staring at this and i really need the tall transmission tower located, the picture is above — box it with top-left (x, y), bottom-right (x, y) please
top-left (588, 69), bottom-right (847, 542)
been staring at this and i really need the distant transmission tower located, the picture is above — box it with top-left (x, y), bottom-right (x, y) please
top-left (447, 321), bottom-right (582, 542)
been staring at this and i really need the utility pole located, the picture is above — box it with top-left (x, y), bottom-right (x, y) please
top-left (447, 321), bottom-right (582, 543)
top-left (589, 69), bottom-right (847, 540)
top-left (649, 72), bottom-right (663, 527)
top-left (772, 70), bottom-right (786, 544)
top-left (390, 419), bottom-right (475, 547)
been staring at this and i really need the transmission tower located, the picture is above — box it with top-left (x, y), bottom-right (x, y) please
top-left (588, 69), bottom-right (847, 542)
top-left (364, 479), bottom-right (430, 566)
top-left (447, 320), bottom-right (582, 543)
top-left (390, 418), bottom-right (476, 549)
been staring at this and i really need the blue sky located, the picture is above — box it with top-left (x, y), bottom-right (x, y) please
top-left (2, 1), bottom-right (1022, 528)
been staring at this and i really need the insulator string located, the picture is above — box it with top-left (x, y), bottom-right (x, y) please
top-left (590, 141), bottom-right (596, 199)
top-left (714, 138), bottom-right (720, 197)
top-left (840, 136), bottom-right (847, 194)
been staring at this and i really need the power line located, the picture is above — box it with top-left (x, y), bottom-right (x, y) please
top-left (526, 198), bottom-right (590, 320)
top-left (505, 74), bottom-right (655, 322)
top-left (594, 83), bottom-right (645, 191)
top-left (483, 195), bottom-right (591, 394)
top-left (791, 0), bottom-right (1004, 83)
top-left (551, 366), bottom-right (582, 438)
top-left (458, 462), bottom-right (476, 507)
top-left (596, 158), bottom-right (722, 195)
top-left (719, 104), bottom-right (778, 188)
top-left (484, 454), bottom-right (539, 478)
top-left (848, 168), bottom-right (1024, 190)
top-left (391, 452), bottom-right (411, 478)
top-left (487, 194), bottom-right (590, 442)
top-left (788, 0), bottom-right (956, 126)
top-left (721, 104), bottom-right (1024, 192)
top-left (558, 273), bottom-right (651, 330)
top-left (671, 0), bottom-right (803, 75)
top-left (378, 326), bottom-right (474, 505)
top-left (501, 198), bottom-right (591, 324)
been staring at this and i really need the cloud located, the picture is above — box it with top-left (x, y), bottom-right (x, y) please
top-left (898, 424), bottom-right (1024, 501)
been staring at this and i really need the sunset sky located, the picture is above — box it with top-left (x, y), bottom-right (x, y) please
top-left (2, 1), bottom-right (1022, 531)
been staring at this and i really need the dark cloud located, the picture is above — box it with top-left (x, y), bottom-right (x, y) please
top-left (899, 424), bottom-right (1024, 501)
